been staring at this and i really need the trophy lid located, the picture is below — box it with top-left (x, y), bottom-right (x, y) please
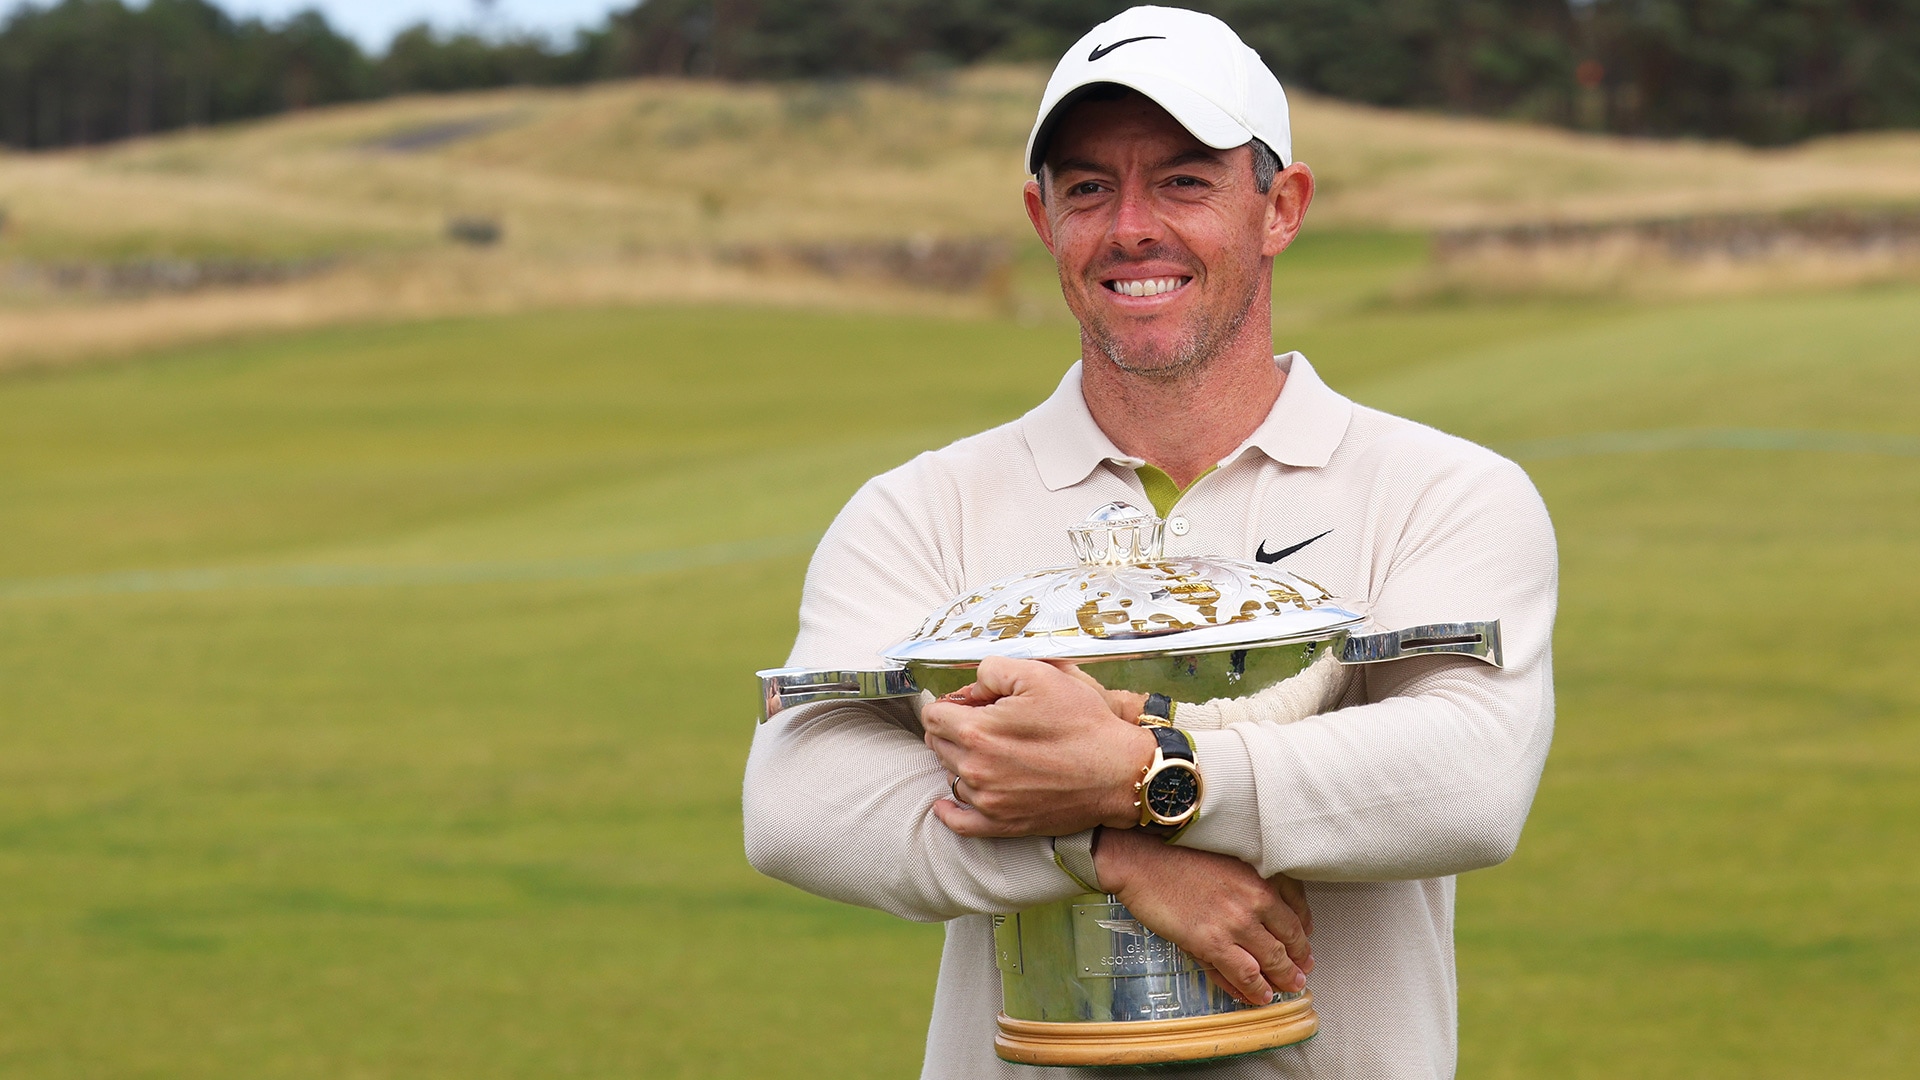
top-left (882, 502), bottom-right (1365, 665)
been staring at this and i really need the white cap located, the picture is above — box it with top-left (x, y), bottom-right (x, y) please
top-left (1025, 6), bottom-right (1292, 176)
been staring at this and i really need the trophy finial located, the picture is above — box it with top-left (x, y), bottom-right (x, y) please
top-left (1068, 502), bottom-right (1166, 565)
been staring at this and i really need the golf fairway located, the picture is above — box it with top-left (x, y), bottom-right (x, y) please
top-left (1, 284), bottom-right (1915, 1077)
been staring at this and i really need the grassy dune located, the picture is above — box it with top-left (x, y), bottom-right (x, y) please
top-left (1, 227), bottom-right (1914, 1076)
top-left (6, 67), bottom-right (1920, 263)
top-left (5, 68), bottom-right (1920, 369)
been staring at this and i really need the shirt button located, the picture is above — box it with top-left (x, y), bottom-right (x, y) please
top-left (1168, 516), bottom-right (1190, 537)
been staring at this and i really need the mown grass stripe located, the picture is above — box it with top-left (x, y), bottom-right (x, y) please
top-left (0, 533), bottom-right (821, 601)
top-left (1504, 427), bottom-right (1920, 461)
top-left (5, 428), bottom-right (1914, 602)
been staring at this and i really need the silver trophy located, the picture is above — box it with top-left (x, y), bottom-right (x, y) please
top-left (760, 503), bottom-right (1501, 1067)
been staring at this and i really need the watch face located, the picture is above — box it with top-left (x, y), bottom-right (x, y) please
top-left (1145, 764), bottom-right (1200, 821)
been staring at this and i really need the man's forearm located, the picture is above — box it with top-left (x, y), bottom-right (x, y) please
top-left (742, 698), bottom-right (1087, 921)
top-left (1172, 660), bottom-right (1554, 881)
top-left (1162, 452), bottom-right (1559, 882)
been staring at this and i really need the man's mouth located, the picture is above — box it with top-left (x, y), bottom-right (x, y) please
top-left (1102, 276), bottom-right (1191, 298)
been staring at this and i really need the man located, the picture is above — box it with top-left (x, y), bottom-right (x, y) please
top-left (743, 6), bottom-right (1557, 1077)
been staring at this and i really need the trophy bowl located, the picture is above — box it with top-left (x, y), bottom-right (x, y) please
top-left (758, 503), bottom-right (1501, 1067)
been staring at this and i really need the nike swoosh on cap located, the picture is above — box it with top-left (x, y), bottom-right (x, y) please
top-left (1088, 36), bottom-right (1166, 61)
top-left (1254, 530), bottom-right (1332, 564)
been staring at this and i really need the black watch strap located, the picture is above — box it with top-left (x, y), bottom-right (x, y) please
top-left (1150, 724), bottom-right (1194, 763)
top-left (1142, 693), bottom-right (1174, 724)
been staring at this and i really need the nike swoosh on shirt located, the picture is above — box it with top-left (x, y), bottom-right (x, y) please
top-left (1254, 530), bottom-right (1332, 564)
top-left (1088, 36), bottom-right (1166, 61)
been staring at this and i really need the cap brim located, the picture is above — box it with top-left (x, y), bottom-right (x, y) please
top-left (1026, 71), bottom-right (1254, 175)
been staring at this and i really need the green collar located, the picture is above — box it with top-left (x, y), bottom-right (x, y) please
top-left (1135, 464), bottom-right (1217, 517)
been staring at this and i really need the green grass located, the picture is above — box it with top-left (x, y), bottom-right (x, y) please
top-left (1, 255), bottom-right (1916, 1077)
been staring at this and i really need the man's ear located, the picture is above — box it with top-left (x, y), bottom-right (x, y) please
top-left (1261, 163), bottom-right (1314, 259)
top-left (1024, 179), bottom-right (1056, 256)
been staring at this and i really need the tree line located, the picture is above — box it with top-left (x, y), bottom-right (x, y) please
top-left (3, 0), bottom-right (1917, 150)
top-left (0, 0), bottom-right (602, 148)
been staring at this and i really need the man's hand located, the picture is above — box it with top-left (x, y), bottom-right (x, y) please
top-left (1058, 662), bottom-right (1151, 723)
top-left (922, 656), bottom-right (1155, 838)
top-left (938, 660), bottom-right (1151, 724)
top-left (1095, 828), bottom-right (1313, 1007)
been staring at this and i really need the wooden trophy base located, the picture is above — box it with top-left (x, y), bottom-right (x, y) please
top-left (995, 992), bottom-right (1317, 1068)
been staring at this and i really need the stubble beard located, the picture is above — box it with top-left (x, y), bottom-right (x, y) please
top-left (1076, 258), bottom-right (1264, 382)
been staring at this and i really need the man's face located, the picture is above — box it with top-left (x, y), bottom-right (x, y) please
top-left (1025, 94), bottom-right (1296, 379)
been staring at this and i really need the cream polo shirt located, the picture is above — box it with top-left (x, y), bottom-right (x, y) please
top-left (743, 354), bottom-right (1558, 1079)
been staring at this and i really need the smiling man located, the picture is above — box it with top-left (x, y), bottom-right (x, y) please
top-left (743, 7), bottom-right (1558, 1078)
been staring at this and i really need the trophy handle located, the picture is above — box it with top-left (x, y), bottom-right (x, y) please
top-left (1338, 621), bottom-right (1503, 668)
top-left (756, 665), bottom-right (921, 723)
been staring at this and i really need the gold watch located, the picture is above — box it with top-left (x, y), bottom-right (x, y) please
top-left (1135, 725), bottom-right (1202, 834)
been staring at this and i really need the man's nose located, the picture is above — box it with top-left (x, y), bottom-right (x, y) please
top-left (1108, 180), bottom-right (1162, 251)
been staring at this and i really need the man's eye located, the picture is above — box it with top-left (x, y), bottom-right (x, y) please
top-left (1169, 176), bottom-right (1205, 188)
top-left (1069, 182), bottom-right (1105, 196)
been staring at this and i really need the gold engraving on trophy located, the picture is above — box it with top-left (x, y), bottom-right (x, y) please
top-left (1164, 580), bottom-right (1221, 606)
top-left (1075, 599), bottom-right (1129, 637)
top-left (1264, 582), bottom-right (1310, 610)
top-left (987, 600), bottom-right (1039, 640)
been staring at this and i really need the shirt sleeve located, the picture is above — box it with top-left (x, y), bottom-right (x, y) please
top-left (1173, 452), bottom-right (1558, 882)
top-left (741, 465), bottom-right (1087, 922)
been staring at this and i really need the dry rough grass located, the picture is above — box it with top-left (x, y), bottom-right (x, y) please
top-left (1418, 242), bottom-right (1920, 302)
top-left (3, 66), bottom-right (1919, 366)
top-left (0, 249), bottom-right (992, 371)
top-left (1297, 101), bottom-right (1920, 230)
